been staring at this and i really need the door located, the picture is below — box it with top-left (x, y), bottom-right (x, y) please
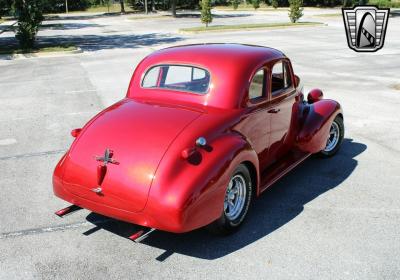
top-left (266, 60), bottom-right (297, 165)
top-left (239, 68), bottom-right (271, 170)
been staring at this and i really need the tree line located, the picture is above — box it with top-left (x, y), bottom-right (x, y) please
top-left (0, 0), bottom-right (371, 18)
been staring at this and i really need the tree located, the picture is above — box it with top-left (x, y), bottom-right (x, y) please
top-left (288, 0), bottom-right (303, 23)
top-left (15, 0), bottom-right (44, 49)
top-left (252, 0), bottom-right (260, 9)
top-left (231, 0), bottom-right (240, 9)
top-left (171, 0), bottom-right (176, 17)
top-left (201, 0), bottom-right (212, 27)
top-left (271, 0), bottom-right (278, 8)
top-left (119, 0), bottom-right (125, 13)
top-left (0, 0), bottom-right (13, 18)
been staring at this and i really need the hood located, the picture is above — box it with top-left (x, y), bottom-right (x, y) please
top-left (63, 98), bottom-right (202, 213)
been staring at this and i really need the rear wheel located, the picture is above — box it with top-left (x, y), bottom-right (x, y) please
top-left (207, 164), bottom-right (253, 235)
top-left (319, 115), bottom-right (344, 157)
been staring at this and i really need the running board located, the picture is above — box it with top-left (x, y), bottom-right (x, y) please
top-left (128, 228), bottom-right (156, 243)
top-left (259, 150), bottom-right (311, 193)
top-left (55, 205), bottom-right (82, 217)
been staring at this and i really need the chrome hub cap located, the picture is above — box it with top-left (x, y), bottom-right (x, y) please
top-left (324, 121), bottom-right (340, 152)
top-left (224, 174), bottom-right (246, 221)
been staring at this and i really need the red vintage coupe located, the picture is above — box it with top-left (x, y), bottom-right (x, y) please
top-left (53, 44), bottom-right (344, 238)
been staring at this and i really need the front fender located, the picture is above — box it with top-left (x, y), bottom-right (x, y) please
top-left (295, 99), bottom-right (342, 153)
top-left (145, 132), bottom-right (258, 232)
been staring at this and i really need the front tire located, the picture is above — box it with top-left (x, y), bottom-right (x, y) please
top-left (207, 164), bottom-right (253, 235)
top-left (319, 115), bottom-right (344, 157)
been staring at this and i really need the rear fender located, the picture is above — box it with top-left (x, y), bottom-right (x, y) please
top-left (146, 132), bottom-right (259, 232)
top-left (295, 99), bottom-right (342, 153)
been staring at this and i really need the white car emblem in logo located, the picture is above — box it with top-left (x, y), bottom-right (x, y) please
top-left (342, 5), bottom-right (390, 52)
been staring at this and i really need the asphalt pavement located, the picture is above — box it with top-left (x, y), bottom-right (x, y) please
top-left (0, 8), bottom-right (399, 280)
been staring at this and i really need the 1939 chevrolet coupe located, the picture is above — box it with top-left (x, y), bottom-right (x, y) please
top-left (53, 44), bottom-right (344, 238)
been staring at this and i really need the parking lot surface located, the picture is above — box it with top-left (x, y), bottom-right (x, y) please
top-left (0, 8), bottom-right (399, 280)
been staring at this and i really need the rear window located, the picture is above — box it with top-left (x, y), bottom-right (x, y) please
top-left (142, 65), bottom-right (210, 94)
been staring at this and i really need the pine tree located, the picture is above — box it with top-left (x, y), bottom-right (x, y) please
top-left (288, 0), bottom-right (304, 23)
top-left (201, 0), bottom-right (212, 27)
top-left (15, 0), bottom-right (44, 49)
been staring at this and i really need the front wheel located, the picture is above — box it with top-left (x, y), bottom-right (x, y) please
top-left (207, 164), bottom-right (253, 235)
top-left (319, 115), bottom-right (344, 157)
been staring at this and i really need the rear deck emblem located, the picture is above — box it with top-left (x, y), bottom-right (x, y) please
top-left (93, 149), bottom-right (119, 193)
top-left (342, 5), bottom-right (389, 52)
top-left (95, 148), bottom-right (119, 165)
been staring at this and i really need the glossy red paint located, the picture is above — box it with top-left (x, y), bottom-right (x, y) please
top-left (70, 128), bottom-right (82, 138)
top-left (307, 88), bottom-right (324, 104)
top-left (53, 44), bottom-right (343, 233)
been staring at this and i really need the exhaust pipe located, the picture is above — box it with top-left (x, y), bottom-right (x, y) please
top-left (129, 228), bottom-right (156, 243)
top-left (55, 205), bottom-right (82, 217)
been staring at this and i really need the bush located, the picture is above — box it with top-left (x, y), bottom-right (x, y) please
top-left (252, 0), bottom-right (260, 9)
top-left (231, 0), bottom-right (240, 9)
top-left (271, 0), bottom-right (279, 8)
top-left (15, 0), bottom-right (44, 49)
top-left (288, 0), bottom-right (303, 23)
top-left (201, 0), bottom-right (212, 27)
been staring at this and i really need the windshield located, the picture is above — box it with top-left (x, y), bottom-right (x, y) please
top-left (142, 65), bottom-right (210, 94)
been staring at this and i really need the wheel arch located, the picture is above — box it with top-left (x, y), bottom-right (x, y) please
top-left (241, 160), bottom-right (258, 197)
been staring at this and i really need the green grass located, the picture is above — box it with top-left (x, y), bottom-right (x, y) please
top-left (214, 3), bottom-right (281, 11)
top-left (0, 19), bottom-right (4, 24)
top-left (0, 44), bottom-right (78, 55)
top-left (128, 15), bottom-right (169, 20)
top-left (180, 22), bottom-right (323, 33)
top-left (83, 4), bottom-right (137, 13)
top-left (368, 0), bottom-right (400, 8)
top-left (313, 13), bottom-right (341, 17)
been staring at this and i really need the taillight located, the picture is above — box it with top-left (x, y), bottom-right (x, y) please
top-left (70, 128), bottom-right (82, 138)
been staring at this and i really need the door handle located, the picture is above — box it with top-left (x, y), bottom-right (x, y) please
top-left (268, 108), bottom-right (280, 114)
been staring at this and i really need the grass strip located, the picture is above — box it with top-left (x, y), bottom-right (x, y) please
top-left (180, 22), bottom-right (323, 33)
top-left (0, 44), bottom-right (78, 55)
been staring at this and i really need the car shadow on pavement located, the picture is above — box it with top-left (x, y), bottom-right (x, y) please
top-left (85, 138), bottom-right (366, 261)
top-left (40, 23), bottom-right (104, 30)
top-left (0, 33), bottom-right (183, 52)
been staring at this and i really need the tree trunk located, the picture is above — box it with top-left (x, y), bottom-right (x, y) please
top-left (65, 0), bottom-right (68, 13)
top-left (171, 0), bottom-right (176, 17)
top-left (120, 0), bottom-right (125, 13)
top-left (151, 0), bottom-right (155, 12)
top-left (144, 0), bottom-right (148, 14)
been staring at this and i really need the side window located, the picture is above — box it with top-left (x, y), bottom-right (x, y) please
top-left (271, 61), bottom-right (292, 97)
top-left (249, 69), bottom-right (265, 100)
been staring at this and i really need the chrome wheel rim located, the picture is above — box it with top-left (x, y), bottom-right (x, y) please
top-left (324, 121), bottom-right (340, 152)
top-left (224, 174), bottom-right (247, 221)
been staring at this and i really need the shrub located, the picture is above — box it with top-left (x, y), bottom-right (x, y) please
top-left (201, 0), bottom-right (212, 27)
top-left (288, 0), bottom-right (303, 23)
top-left (15, 0), bottom-right (44, 49)
top-left (271, 0), bottom-right (279, 8)
top-left (252, 0), bottom-right (260, 9)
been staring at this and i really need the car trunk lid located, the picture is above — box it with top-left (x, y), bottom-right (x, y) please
top-left (63, 98), bottom-right (201, 213)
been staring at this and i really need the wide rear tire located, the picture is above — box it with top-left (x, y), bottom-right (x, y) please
top-left (207, 164), bottom-right (253, 235)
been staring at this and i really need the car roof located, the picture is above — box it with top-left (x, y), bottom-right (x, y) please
top-left (149, 43), bottom-right (285, 65)
top-left (128, 44), bottom-right (287, 109)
